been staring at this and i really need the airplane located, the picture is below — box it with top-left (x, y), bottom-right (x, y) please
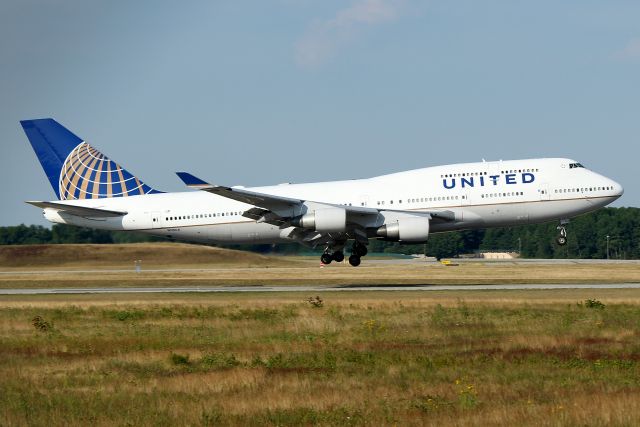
top-left (20, 118), bottom-right (624, 266)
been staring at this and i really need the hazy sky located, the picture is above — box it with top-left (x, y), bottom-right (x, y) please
top-left (1, 0), bottom-right (638, 226)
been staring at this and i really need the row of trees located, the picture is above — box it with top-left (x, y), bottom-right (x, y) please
top-left (1, 207), bottom-right (638, 259)
top-left (373, 207), bottom-right (640, 259)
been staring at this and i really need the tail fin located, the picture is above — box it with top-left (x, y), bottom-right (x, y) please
top-left (20, 118), bottom-right (161, 200)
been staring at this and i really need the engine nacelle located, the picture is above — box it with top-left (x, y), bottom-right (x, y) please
top-left (376, 216), bottom-right (430, 242)
top-left (292, 207), bottom-right (347, 233)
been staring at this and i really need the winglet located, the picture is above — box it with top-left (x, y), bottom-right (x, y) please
top-left (176, 172), bottom-right (212, 188)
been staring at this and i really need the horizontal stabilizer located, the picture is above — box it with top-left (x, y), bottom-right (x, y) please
top-left (26, 201), bottom-right (127, 218)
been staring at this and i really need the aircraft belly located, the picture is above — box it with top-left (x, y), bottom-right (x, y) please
top-left (526, 199), bottom-right (593, 222)
top-left (229, 222), bottom-right (281, 244)
top-left (432, 199), bottom-right (599, 233)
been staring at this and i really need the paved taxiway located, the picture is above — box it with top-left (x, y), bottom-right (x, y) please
top-left (1, 283), bottom-right (640, 294)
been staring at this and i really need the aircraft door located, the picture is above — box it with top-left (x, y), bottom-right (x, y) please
top-left (538, 184), bottom-right (550, 201)
top-left (461, 191), bottom-right (471, 206)
top-left (151, 211), bottom-right (162, 229)
top-left (358, 195), bottom-right (370, 207)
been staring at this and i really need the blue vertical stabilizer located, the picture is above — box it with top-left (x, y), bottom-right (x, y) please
top-left (20, 118), bottom-right (161, 200)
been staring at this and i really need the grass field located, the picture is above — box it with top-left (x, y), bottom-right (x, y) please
top-left (2, 291), bottom-right (640, 426)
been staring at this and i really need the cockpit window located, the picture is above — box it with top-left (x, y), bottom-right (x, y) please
top-left (569, 163), bottom-right (585, 169)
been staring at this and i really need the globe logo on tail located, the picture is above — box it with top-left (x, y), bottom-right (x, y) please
top-left (58, 142), bottom-right (158, 200)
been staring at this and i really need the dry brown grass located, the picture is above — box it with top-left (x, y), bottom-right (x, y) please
top-left (0, 242), bottom-right (298, 269)
top-left (1, 291), bottom-right (640, 425)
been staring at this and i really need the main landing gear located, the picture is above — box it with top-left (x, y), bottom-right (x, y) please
top-left (348, 242), bottom-right (368, 267)
top-left (320, 242), bottom-right (368, 267)
top-left (556, 220), bottom-right (569, 246)
top-left (320, 250), bottom-right (345, 265)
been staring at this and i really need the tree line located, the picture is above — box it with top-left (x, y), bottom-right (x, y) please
top-left (1, 207), bottom-right (638, 259)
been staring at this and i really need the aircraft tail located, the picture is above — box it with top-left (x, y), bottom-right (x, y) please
top-left (20, 118), bottom-right (161, 200)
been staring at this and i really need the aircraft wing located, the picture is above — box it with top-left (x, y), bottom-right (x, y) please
top-left (175, 171), bottom-right (455, 226)
top-left (176, 171), bottom-right (455, 248)
top-left (176, 172), bottom-right (301, 211)
top-left (26, 201), bottom-right (127, 218)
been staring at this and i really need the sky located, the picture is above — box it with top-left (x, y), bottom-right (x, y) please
top-left (1, 0), bottom-right (639, 226)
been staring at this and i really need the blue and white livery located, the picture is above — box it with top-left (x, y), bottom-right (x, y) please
top-left (21, 118), bottom-right (624, 266)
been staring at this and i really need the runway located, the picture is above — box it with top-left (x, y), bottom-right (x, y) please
top-left (2, 258), bottom-right (639, 276)
top-left (2, 283), bottom-right (640, 295)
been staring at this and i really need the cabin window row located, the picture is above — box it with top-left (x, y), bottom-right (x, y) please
top-left (481, 192), bottom-right (524, 198)
top-left (164, 212), bottom-right (243, 221)
top-left (376, 195), bottom-right (466, 206)
top-left (440, 168), bottom-right (539, 179)
top-left (554, 186), bottom-right (613, 194)
top-left (441, 172), bottom-right (486, 178)
top-left (501, 168), bottom-right (539, 174)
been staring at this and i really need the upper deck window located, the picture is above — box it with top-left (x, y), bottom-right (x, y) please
top-left (569, 163), bottom-right (585, 169)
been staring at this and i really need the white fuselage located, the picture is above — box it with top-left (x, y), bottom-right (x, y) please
top-left (42, 158), bottom-right (623, 245)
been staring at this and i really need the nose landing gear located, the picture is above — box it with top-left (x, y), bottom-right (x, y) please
top-left (556, 221), bottom-right (569, 246)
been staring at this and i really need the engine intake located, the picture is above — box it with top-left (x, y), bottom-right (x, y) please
top-left (292, 207), bottom-right (347, 233)
top-left (376, 216), bottom-right (430, 242)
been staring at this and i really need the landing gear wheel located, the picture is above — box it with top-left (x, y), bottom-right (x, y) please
top-left (348, 255), bottom-right (361, 267)
top-left (556, 236), bottom-right (567, 246)
top-left (352, 243), bottom-right (368, 257)
top-left (333, 251), bottom-right (345, 262)
top-left (320, 253), bottom-right (333, 264)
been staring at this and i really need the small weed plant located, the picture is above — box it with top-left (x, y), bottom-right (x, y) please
top-left (31, 315), bottom-right (53, 332)
top-left (456, 379), bottom-right (478, 409)
top-left (585, 299), bottom-right (605, 309)
top-left (170, 353), bottom-right (190, 366)
top-left (306, 296), bottom-right (324, 308)
top-left (363, 319), bottom-right (385, 334)
top-left (413, 395), bottom-right (452, 413)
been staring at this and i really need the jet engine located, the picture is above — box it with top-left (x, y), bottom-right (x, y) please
top-left (376, 216), bottom-right (430, 242)
top-left (292, 207), bottom-right (347, 232)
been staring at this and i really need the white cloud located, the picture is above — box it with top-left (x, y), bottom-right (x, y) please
top-left (613, 38), bottom-right (640, 61)
top-left (295, 0), bottom-right (403, 68)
